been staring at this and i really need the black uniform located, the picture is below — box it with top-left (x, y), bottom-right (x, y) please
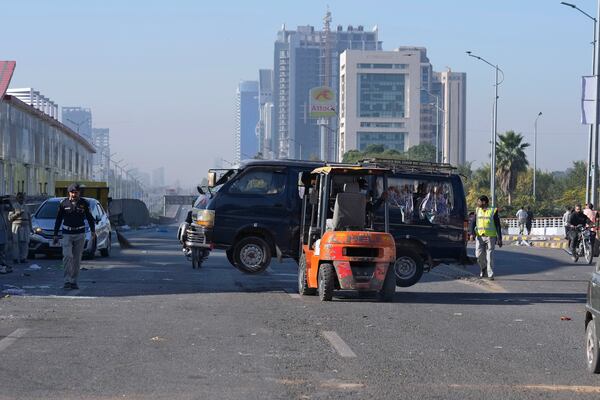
top-left (53, 198), bottom-right (96, 236)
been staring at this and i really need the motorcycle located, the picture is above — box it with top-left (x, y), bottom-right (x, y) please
top-left (177, 186), bottom-right (213, 269)
top-left (572, 225), bottom-right (594, 264)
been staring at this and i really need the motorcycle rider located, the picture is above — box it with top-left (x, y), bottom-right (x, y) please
top-left (568, 204), bottom-right (592, 261)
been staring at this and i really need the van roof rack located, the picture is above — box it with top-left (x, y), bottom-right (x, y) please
top-left (358, 158), bottom-right (457, 175)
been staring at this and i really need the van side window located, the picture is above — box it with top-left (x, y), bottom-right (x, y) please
top-left (378, 177), bottom-right (454, 224)
top-left (228, 170), bottom-right (286, 195)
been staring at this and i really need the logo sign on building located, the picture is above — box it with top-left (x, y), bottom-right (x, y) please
top-left (0, 61), bottom-right (16, 100)
top-left (309, 86), bottom-right (336, 118)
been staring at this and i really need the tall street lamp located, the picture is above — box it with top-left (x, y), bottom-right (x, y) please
top-left (533, 112), bottom-right (543, 201)
top-left (421, 88), bottom-right (444, 163)
top-left (466, 51), bottom-right (504, 207)
top-left (561, 1), bottom-right (597, 204)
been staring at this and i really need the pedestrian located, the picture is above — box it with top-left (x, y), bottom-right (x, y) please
top-left (525, 206), bottom-right (534, 235)
top-left (470, 195), bottom-right (502, 280)
top-left (52, 183), bottom-right (96, 290)
top-left (0, 196), bottom-right (13, 274)
top-left (467, 211), bottom-right (476, 241)
top-left (584, 203), bottom-right (598, 251)
top-left (8, 192), bottom-right (31, 264)
top-left (516, 206), bottom-right (528, 235)
top-left (563, 206), bottom-right (572, 239)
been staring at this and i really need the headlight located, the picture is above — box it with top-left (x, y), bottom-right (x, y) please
top-left (196, 210), bottom-right (215, 228)
top-left (32, 226), bottom-right (43, 234)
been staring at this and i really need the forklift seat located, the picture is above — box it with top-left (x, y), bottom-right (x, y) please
top-left (332, 183), bottom-right (366, 231)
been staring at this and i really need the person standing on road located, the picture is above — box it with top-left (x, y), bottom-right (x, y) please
top-left (525, 206), bottom-right (534, 236)
top-left (470, 195), bottom-right (502, 280)
top-left (53, 183), bottom-right (96, 290)
top-left (563, 206), bottom-right (572, 239)
top-left (8, 192), bottom-right (31, 264)
top-left (584, 203), bottom-right (599, 251)
top-left (0, 197), bottom-right (13, 274)
top-left (516, 206), bottom-right (528, 235)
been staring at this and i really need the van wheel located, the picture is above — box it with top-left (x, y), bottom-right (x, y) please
top-left (226, 249), bottom-right (236, 267)
top-left (378, 264), bottom-right (396, 302)
top-left (233, 236), bottom-right (271, 274)
top-left (318, 263), bottom-right (335, 301)
top-left (586, 319), bottom-right (600, 373)
top-left (394, 249), bottom-right (424, 287)
top-left (298, 254), bottom-right (316, 295)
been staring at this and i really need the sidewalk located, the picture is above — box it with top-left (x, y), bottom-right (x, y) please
top-left (501, 235), bottom-right (567, 249)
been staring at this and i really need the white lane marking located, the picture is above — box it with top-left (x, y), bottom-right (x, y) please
top-left (26, 295), bottom-right (97, 299)
top-left (288, 293), bottom-right (301, 299)
top-left (321, 331), bottom-right (357, 358)
top-left (0, 328), bottom-right (30, 352)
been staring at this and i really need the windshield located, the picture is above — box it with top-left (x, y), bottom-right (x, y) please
top-left (212, 169), bottom-right (239, 186)
top-left (35, 201), bottom-right (60, 219)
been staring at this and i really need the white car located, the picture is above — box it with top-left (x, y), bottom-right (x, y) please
top-left (29, 197), bottom-right (112, 259)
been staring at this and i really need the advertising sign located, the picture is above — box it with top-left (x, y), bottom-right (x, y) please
top-left (309, 86), bottom-right (336, 118)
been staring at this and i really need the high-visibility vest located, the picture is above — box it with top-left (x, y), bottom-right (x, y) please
top-left (476, 207), bottom-right (497, 237)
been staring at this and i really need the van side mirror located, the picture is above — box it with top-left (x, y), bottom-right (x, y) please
top-left (197, 185), bottom-right (205, 195)
top-left (207, 172), bottom-right (217, 188)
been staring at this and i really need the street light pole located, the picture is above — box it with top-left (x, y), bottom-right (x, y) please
top-left (466, 51), bottom-right (504, 207)
top-left (421, 88), bottom-right (443, 163)
top-left (533, 112), bottom-right (543, 201)
top-left (561, 1), bottom-right (597, 204)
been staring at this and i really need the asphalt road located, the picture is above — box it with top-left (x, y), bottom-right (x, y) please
top-left (0, 229), bottom-right (598, 399)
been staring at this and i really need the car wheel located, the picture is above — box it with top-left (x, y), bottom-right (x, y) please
top-left (394, 249), bottom-right (424, 287)
top-left (233, 236), bottom-right (272, 274)
top-left (226, 248), bottom-right (236, 267)
top-left (100, 236), bottom-right (111, 257)
top-left (378, 264), bottom-right (396, 302)
top-left (586, 319), bottom-right (600, 373)
top-left (298, 253), bottom-right (316, 296)
top-left (318, 263), bottom-right (335, 301)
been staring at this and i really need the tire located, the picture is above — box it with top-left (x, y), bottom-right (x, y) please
top-left (191, 248), bottom-right (202, 269)
top-left (28, 251), bottom-right (36, 260)
top-left (100, 236), bottom-right (111, 257)
top-left (585, 240), bottom-right (593, 264)
top-left (378, 264), bottom-right (396, 302)
top-left (318, 263), bottom-right (335, 301)
top-left (298, 253), bottom-right (316, 296)
top-left (394, 249), bottom-right (424, 287)
top-left (586, 319), bottom-right (600, 373)
top-left (226, 248), bottom-right (236, 267)
top-left (233, 236), bottom-right (272, 274)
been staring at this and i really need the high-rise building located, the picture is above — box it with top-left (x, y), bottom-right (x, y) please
top-left (436, 70), bottom-right (467, 165)
top-left (62, 107), bottom-right (92, 140)
top-left (273, 21), bottom-right (381, 160)
top-left (257, 69), bottom-right (275, 158)
top-left (234, 81), bottom-right (259, 162)
top-left (92, 128), bottom-right (110, 181)
top-left (338, 48), bottom-right (426, 158)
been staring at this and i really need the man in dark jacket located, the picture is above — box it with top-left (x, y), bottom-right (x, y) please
top-left (53, 183), bottom-right (96, 290)
top-left (568, 204), bottom-right (592, 261)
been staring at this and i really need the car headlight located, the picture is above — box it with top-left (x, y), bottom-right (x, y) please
top-left (196, 210), bottom-right (215, 228)
top-left (32, 226), bottom-right (43, 234)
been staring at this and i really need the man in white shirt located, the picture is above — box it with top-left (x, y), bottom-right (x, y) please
top-left (516, 207), bottom-right (528, 235)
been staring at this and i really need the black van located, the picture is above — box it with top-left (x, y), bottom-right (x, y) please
top-left (199, 160), bottom-right (325, 273)
top-left (199, 159), bottom-right (468, 287)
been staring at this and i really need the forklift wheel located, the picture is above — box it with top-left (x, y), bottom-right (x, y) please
top-left (318, 263), bottom-right (335, 301)
top-left (298, 254), bottom-right (317, 296)
top-left (378, 264), bottom-right (396, 302)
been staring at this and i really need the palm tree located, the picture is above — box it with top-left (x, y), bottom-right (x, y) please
top-left (496, 131), bottom-right (530, 206)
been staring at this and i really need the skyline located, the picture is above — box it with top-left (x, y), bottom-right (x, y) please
top-left (2, 0), bottom-right (595, 185)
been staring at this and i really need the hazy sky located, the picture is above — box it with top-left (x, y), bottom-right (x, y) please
top-left (2, 0), bottom-right (595, 185)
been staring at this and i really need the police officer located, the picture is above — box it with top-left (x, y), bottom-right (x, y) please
top-left (8, 192), bottom-right (31, 264)
top-left (470, 195), bottom-right (502, 280)
top-left (53, 183), bottom-right (96, 290)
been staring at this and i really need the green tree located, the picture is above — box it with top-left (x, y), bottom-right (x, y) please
top-left (495, 131), bottom-right (529, 206)
top-left (405, 143), bottom-right (436, 162)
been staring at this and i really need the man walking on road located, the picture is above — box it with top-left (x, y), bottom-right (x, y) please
top-left (525, 206), bottom-right (534, 236)
top-left (53, 183), bottom-right (96, 290)
top-left (0, 197), bottom-right (13, 274)
top-left (563, 206), bottom-right (572, 239)
top-left (8, 192), bottom-right (31, 264)
top-left (516, 206), bottom-right (527, 235)
top-left (470, 195), bottom-right (502, 280)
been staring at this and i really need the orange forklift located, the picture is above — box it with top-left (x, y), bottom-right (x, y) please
top-left (297, 166), bottom-right (396, 301)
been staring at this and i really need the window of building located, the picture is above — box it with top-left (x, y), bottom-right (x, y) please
top-left (357, 131), bottom-right (406, 152)
top-left (69, 149), bottom-right (73, 172)
top-left (360, 122), bottom-right (405, 128)
top-left (357, 73), bottom-right (405, 118)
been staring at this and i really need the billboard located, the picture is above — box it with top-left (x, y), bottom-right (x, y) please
top-left (0, 61), bottom-right (16, 100)
top-left (309, 86), bottom-right (336, 118)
